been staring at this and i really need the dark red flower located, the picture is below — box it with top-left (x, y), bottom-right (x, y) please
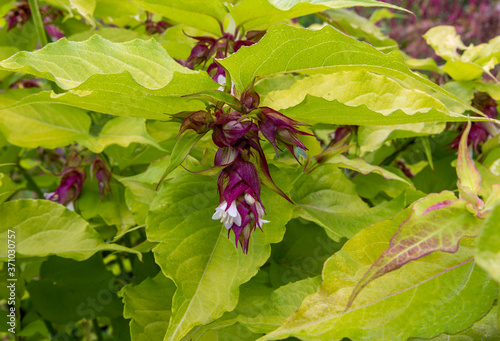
top-left (91, 158), bottom-right (112, 198)
top-left (46, 151), bottom-right (86, 207)
top-left (212, 158), bottom-right (268, 253)
top-left (258, 107), bottom-right (312, 161)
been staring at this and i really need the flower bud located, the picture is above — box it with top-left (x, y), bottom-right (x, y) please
top-left (91, 158), bottom-right (112, 198)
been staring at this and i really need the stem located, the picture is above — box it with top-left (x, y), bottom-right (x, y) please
top-left (379, 138), bottom-right (416, 166)
top-left (17, 163), bottom-right (45, 199)
top-left (43, 320), bottom-right (57, 338)
top-left (28, 0), bottom-right (49, 47)
top-left (314, 13), bottom-right (350, 36)
top-left (92, 319), bottom-right (103, 341)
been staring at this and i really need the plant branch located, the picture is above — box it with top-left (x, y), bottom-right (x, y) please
top-left (28, 0), bottom-right (48, 47)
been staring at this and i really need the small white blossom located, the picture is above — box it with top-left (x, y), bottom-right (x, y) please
top-left (216, 75), bottom-right (226, 91)
top-left (212, 201), bottom-right (242, 229)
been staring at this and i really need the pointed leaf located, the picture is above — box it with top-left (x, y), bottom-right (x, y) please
top-left (229, 0), bottom-right (408, 31)
top-left (0, 35), bottom-right (197, 90)
top-left (347, 192), bottom-right (483, 309)
top-left (0, 199), bottom-right (140, 261)
top-left (0, 90), bottom-right (91, 149)
top-left (220, 24), bottom-right (480, 121)
top-left (146, 171), bottom-right (293, 341)
top-left (260, 206), bottom-right (497, 341)
top-left (2, 72), bottom-right (216, 119)
top-left (263, 71), bottom-right (477, 125)
top-left (325, 9), bottom-right (398, 48)
top-left (325, 154), bottom-right (414, 188)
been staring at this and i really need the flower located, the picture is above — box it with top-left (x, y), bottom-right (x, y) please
top-left (212, 158), bottom-right (270, 253)
top-left (211, 110), bottom-right (254, 148)
top-left (258, 107), bottom-right (313, 161)
top-left (47, 168), bottom-right (86, 206)
top-left (212, 201), bottom-right (241, 229)
top-left (46, 151), bottom-right (86, 207)
top-left (91, 158), bottom-right (112, 198)
top-left (5, 2), bottom-right (30, 31)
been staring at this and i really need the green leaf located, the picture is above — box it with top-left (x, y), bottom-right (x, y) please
top-left (0, 172), bottom-right (16, 204)
top-left (156, 130), bottom-right (206, 189)
top-left (0, 46), bottom-right (18, 81)
top-left (262, 71), bottom-right (472, 125)
top-left (120, 179), bottom-right (157, 226)
top-left (260, 207), bottom-right (497, 341)
top-left (325, 9), bottom-right (398, 49)
top-left (133, 0), bottom-right (227, 35)
top-left (0, 90), bottom-right (91, 149)
top-left (43, 0), bottom-right (97, 24)
top-left (413, 305), bottom-right (500, 340)
top-left (186, 272), bottom-right (321, 339)
top-left (221, 24), bottom-right (479, 120)
top-left (69, 27), bottom-right (149, 42)
top-left (0, 199), bottom-right (139, 261)
top-left (0, 35), bottom-right (207, 90)
top-left (443, 60), bottom-right (484, 81)
top-left (357, 122), bottom-right (445, 154)
top-left (291, 164), bottom-right (406, 240)
top-left (121, 272), bottom-right (177, 341)
top-left (476, 204), bottom-right (500, 284)
top-left (347, 192), bottom-right (483, 309)
top-left (2, 72), bottom-right (216, 120)
top-left (146, 171), bottom-right (293, 341)
top-left (27, 255), bottom-right (123, 324)
top-left (237, 276), bottom-right (322, 334)
top-left (78, 181), bottom-right (136, 238)
top-left (325, 154), bottom-right (414, 188)
top-left (82, 116), bottom-right (164, 153)
top-left (423, 26), bottom-right (467, 61)
top-left (229, 0), bottom-right (408, 32)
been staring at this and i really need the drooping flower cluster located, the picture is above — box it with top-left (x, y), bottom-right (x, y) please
top-left (45, 151), bottom-right (86, 209)
top-left (45, 151), bottom-right (113, 209)
top-left (175, 86), bottom-right (312, 252)
top-left (179, 29), bottom-right (265, 86)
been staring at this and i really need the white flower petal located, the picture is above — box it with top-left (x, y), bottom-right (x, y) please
top-left (233, 212), bottom-right (242, 226)
top-left (66, 202), bottom-right (75, 211)
top-left (216, 201), bottom-right (228, 210)
top-left (256, 202), bottom-right (265, 218)
top-left (223, 219), bottom-right (233, 229)
top-left (227, 201), bottom-right (238, 217)
top-left (43, 192), bottom-right (54, 200)
top-left (212, 211), bottom-right (223, 220)
top-left (216, 75), bottom-right (226, 86)
top-left (259, 218), bottom-right (270, 226)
